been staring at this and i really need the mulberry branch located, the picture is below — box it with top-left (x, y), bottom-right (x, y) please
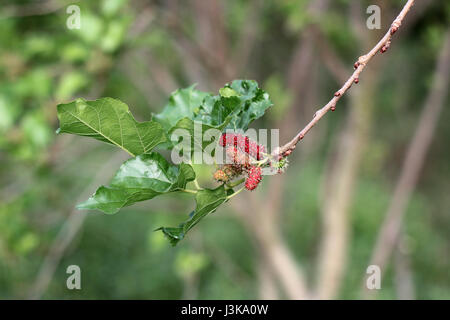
top-left (273, 0), bottom-right (416, 159)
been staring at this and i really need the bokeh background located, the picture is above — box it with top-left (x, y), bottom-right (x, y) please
top-left (0, 0), bottom-right (449, 299)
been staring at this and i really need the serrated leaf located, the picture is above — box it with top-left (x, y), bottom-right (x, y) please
top-left (153, 84), bottom-right (210, 131)
top-left (77, 153), bottom-right (196, 214)
top-left (154, 80), bottom-right (273, 152)
top-left (192, 79), bottom-right (273, 131)
top-left (226, 80), bottom-right (273, 130)
top-left (157, 186), bottom-right (231, 246)
top-left (57, 97), bottom-right (166, 156)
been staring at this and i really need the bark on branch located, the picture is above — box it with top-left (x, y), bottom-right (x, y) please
top-left (273, 0), bottom-right (416, 159)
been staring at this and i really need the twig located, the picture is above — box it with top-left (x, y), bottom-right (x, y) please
top-left (235, 0), bottom-right (329, 300)
top-left (273, 0), bottom-right (416, 159)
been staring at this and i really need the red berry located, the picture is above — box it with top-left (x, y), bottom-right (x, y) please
top-left (354, 62), bottom-right (360, 69)
top-left (219, 133), bottom-right (266, 160)
top-left (225, 146), bottom-right (250, 169)
top-left (354, 78), bottom-right (359, 84)
top-left (245, 166), bottom-right (262, 191)
top-left (331, 106), bottom-right (336, 111)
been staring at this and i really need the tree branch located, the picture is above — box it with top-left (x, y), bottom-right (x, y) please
top-left (273, 0), bottom-right (416, 159)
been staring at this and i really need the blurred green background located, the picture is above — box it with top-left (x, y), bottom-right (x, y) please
top-left (0, 0), bottom-right (449, 299)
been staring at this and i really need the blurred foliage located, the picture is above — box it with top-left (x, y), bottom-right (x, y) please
top-left (0, 0), bottom-right (449, 299)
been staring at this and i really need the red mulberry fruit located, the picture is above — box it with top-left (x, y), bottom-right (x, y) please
top-left (225, 146), bottom-right (251, 168)
top-left (245, 166), bottom-right (262, 191)
top-left (219, 133), bottom-right (265, 160)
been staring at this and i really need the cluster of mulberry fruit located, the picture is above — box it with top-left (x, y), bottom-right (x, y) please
top-left (214, 133), bottom-right (266, 191)
top-left (219, 133), bottom-right (266, 160)
top-left (225, 146), bottom-right (251, 169)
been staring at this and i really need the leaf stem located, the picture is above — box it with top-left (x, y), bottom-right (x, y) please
top-left (181, 189), bottom-right (198, 194)
top-left (226, 178), bottom-right (245, 189)
top-left (253, 157), bottom-right (269, 167)
top-left (187, 160), bottom-right (203, 190)
top-left (193, 178), bottom-right (203, 190)
top-left (227, 186), bottom-right (245, 200)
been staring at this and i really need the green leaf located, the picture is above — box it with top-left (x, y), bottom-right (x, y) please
top-left (57, 98), bottom-right (167, 156)
top-left (225, 79), bottom-right (273, 130)
top-left (157, 186), bottom-right (231, 246)
top-left (77, 153), bottom-right (196, 214)
top-left (192, 79), bottom-right (273, 131)
top-left (219, 87), bottom-right (239, 98)
top-left (153, 84), bottom-right (210, 131)
top-left (154, 80), bottom-right (273, 152)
